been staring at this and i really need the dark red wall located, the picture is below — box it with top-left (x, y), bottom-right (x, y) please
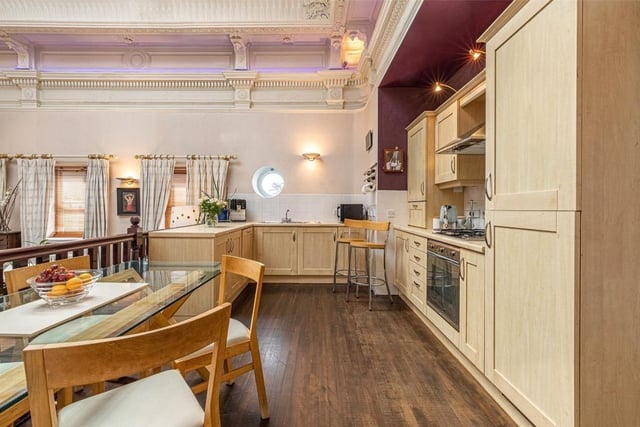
top-left (377, 88), bottom-right (431, 191)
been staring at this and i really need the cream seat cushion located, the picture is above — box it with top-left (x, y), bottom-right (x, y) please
top-left (57, 370), bottom-right (203, 427)
top-left (177, 318), bottom-right (249, 361)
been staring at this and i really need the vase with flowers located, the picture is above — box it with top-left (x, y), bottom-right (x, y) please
top-left (199, 192), bottom-right (227, 227)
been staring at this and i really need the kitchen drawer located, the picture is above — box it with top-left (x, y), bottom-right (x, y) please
top-left (409, 270), bottom-right (427, 314)
top-left (408, 235), bottom-right (427, 253)
top-left (408, 247), bottom-right (426, 266)
top-left (409, 259), bottom-right (426, 282)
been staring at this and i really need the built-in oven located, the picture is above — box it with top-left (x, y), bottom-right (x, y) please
top-left (426, 240), bottom-right (460, 331)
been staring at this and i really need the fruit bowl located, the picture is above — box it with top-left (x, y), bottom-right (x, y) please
top-left (27, 268), bottom-right (102, 306)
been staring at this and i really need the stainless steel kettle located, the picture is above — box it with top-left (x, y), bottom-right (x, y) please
top-left (439, 205), bottom-right (458, 228)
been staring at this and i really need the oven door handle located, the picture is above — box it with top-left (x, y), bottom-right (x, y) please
top-left (427, 250), bottom-right (460, 265)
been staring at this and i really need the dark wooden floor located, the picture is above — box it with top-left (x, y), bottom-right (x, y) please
top-left (208, 284), bottom-right (515, 427)
top-left (18, 284), bottom-right (514, 427)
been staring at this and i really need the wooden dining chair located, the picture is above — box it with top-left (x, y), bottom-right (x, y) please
top-left (175, 255), bottom-right (269, 420)
top-left (4, 255), bottom-right (91, 294)
top-left (23, 302), bottom-right (231, 427)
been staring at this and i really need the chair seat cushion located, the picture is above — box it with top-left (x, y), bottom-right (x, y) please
top-left (57, 369), bottom-right (204, 427)
top-left (177, 318), bottom-right (250, 361)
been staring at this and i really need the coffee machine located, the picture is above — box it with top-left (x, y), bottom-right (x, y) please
top-left (229, 199), bottom-right (247, 222)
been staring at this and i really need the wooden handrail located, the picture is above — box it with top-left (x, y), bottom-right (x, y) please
top-left (0, 217), bottom-right (149, 295)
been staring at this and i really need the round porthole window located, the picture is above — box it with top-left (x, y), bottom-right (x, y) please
top-left (252, 166), bottom-right (284, 198)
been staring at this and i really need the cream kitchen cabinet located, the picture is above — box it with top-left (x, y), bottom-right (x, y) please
top-left (254, 227), bottom-right (297, 275)
top-left (393, 231), bottom-right (409, 296)
top-left (458, 248), bottom-right (484, 372)
top-left (434, 76), bottom-right (485, 188)
top-left (147, 225), bottom-right (247, 321)
top-left (214, 230), bottom-right (244, 301)
top-left (406, 113), bottom-right (428, 228)
top-left (406, 112), bottom-right (463, 228)
top-left (242, 227), bottom-right (254, 259)
top-left (480, 1), bottom-right (640, 425)
top-left (255, 226), bottom-right (338, 277)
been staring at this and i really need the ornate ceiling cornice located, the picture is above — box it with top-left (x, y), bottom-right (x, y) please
top-left (0, 0), bottom-right (417, 111)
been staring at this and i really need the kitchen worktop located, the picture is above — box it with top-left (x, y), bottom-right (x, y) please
top-left (393, 225), bottom-right (486, 253)
top-left (148, 222), bottom-right (343, 238)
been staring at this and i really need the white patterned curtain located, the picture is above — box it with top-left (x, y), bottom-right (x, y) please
top-left (186, 158), bottom-right (229, 204)
top-left (18, 158), bottom-right (55, 247)
top-left (0, 159), bottom-right (6, 197)
top-left (84, 158), bottom-right (109, 238)
top-left (140, 158), bottom-right (175, 231)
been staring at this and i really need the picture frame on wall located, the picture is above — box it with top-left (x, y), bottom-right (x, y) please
top-left (365, 129), bottom-right (373, 151)
top-left (383, 147), bottom-right (404, 173)
top-left (117, 188), bottom-right (140, 216)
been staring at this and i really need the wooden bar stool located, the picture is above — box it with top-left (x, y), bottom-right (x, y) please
top-left (346, 220), bottom-right (393, 310)
top-left (332, 219), bottom-right (366, 292)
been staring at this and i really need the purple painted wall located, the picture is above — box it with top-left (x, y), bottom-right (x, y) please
top-left (377, 88), bottom-right (431, 190)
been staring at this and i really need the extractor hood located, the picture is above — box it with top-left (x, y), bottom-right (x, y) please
top-left (436, 123), bottom-right (485, 155)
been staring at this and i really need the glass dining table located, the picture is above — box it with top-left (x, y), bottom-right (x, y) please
top-left (0, 259), bottom-right (221, 424)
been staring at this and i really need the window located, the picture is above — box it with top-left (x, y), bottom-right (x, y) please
top-left (54, 167), bottom-right (86, 237)
top-left (164, 167), bottom-right (187, 228)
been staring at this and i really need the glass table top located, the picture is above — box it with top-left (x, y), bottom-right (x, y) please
top-left (0, 259), bottom-right (220, 413)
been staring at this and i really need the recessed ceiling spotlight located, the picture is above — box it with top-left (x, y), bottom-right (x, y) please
top-left (469, 48), bottom-right (485, 61)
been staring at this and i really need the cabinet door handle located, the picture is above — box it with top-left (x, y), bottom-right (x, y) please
top-left (413, 240), bottom-right (421, 247)
top-left (459, 258), bottom-right (465, 280)
top-left (420, 182), bottom-right (425, 196)
top-left (450, 157), bottom-right (455, 173)
top-left (293, 231), bottom-right (296, 242)
top-left (484, 221), bottom-right (492, 248)
top-left (333, 232), bottom-right (336, 242)
top-left (413, 281), bottom-right (421, 288)
top-left (413, 255), bottom-right (421, 262)
top-left (404, 239), bottom-right (410, 252)
top-left (413, 269), bottom-right (421, 276)
top-left (485, 173), bottom-right (493, 201)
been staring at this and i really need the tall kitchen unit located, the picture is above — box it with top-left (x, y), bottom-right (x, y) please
top-left (480, 1), bottom-right (640, 426)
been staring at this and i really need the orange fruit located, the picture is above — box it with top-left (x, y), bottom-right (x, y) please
top-left (48, 284), bottom-right (68, 296)
top-left (78, 273), bottom-right (93, 282)
top-left (65, 277), bottom-right (84, 291)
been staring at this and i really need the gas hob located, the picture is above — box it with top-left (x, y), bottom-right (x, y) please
top-left (433, 229), bottom-right (485, 241)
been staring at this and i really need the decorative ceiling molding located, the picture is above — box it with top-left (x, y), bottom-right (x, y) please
top-left (0, 32), bottom-right (33, 69)
top-left (0, 0), bottom-right (334, 26)
top-left (0, 0), bottom-right (423, 111)
top-left (0, 69), bottom-right (371, 110)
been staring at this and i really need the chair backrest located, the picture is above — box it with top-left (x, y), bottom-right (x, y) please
top-left (23, 302), bottom-right (231, 427)
top-left (362, 220), bottom-right (391, 244)
top-left (100, 267), bottom-right (144, 283)
top-left (4, 255), bottom-right (91, 294)
top-left (217, 255), bottom-right (265, 340)
top-left (341, 219), bottom-right (366, 240)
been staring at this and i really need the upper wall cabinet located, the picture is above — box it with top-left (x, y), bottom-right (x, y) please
top-left (434, 75), bottom-right (486, 189)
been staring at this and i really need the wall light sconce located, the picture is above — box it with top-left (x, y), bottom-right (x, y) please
top-left (302, 152), bottom-right (321, 162)
top-left (116, 176), bottom-right (138, 186)
top-left (433, 82), bottom-right (457, 93)
top-left (469, 48), bottom-right (485, 61)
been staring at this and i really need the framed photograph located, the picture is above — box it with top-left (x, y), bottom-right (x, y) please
top-left (365, 130), bottom-right (373, 151)
top-left (117, 188), bottom-right (140, 216)
top-left (383, 147), bottom-right (404, 173)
